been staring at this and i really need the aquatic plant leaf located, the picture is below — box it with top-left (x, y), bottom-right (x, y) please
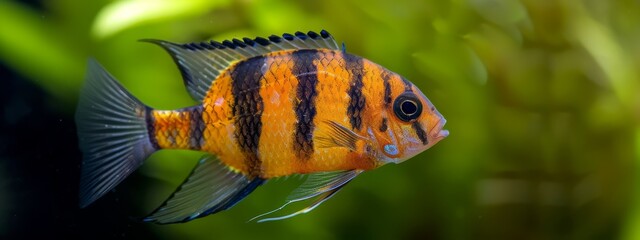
top-left (0, 1), bottom-right (83, 103)
top-left (92, 0), bottom-right (232, 39)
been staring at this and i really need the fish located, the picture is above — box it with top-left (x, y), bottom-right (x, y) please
top-left (75, 30), bottom-right (449, 224)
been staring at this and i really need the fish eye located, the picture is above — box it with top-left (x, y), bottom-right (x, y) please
top-left (393, 93), bottom-right (422, 122)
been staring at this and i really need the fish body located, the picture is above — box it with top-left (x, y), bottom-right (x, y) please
top-left (76, 31), bottom-right (448, 224)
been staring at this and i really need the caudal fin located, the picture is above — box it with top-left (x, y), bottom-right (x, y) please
top-left (75, 59), bottom-right (157, 208)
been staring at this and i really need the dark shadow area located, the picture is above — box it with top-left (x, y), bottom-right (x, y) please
top-left (0, 63), bottom-right (156, 238)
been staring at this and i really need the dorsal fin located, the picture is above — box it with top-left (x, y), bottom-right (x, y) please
top-left (142, 30), bottom-right (340, 102)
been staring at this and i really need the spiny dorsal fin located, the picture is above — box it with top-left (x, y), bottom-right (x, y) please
top-left (142, 30), bottom-right (340, 102)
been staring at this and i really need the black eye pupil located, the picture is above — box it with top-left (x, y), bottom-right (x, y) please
top-left (401, 101), bottom-right (417, 115)
top-left (393, 92), bottom-right (423, 122)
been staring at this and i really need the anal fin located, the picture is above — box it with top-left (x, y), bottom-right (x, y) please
top-left (249, 170), bottom-right (362, 223)
top-left (143, 155), bottom-right (265, 224)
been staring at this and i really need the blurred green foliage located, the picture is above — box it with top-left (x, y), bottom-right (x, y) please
top-left (2, 0), bottom-right (640, 239)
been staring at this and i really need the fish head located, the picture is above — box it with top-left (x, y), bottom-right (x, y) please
top-left (369, 76), bottom-right (448, 164)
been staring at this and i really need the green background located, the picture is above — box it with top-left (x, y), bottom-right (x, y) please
top-left (1, 0), bottom-right (639, 239)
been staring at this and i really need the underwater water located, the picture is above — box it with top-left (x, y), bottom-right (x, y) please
top-left (2, 0), bottom-right (640, 239)
top-left (1, 64), bottom-right (158, 237)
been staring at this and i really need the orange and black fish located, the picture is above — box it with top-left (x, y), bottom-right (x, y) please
top-left (75, 30), bottom-right (449, 224)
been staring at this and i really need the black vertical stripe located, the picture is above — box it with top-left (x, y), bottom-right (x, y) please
top-left (379, 117), bottom-right (388, 132)
top-left (145, 107), bottom-right (160, 150)
top-left (412, 121), bottom-right (429, 145)
top-left (188, 105), bottom-right (205, 150)
top-left (401, 77), bottom-right (412, 91)
top-left (291, 50), bottom-right (320, 160)
top-left (382, 71), bottom-right (392, 108)
top-left (230, 56), bottom-right (266, 177)
top-left (381, 70), bottom-right (391, 134)
top-left (344, 53), bottom-right (365, 130)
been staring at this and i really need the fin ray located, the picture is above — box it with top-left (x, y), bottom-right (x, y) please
top-left (287, 170), bottom-right (360, 201)
top-left (256, 187), bottom-right (342, 223)
top-left (249, 170), bottom-right (362, 222)
top-left (142, 30), bottom-right (340, 102)
top-left (76, 59), bottom-right (157, 208)
top-left (143, 155), bottom-right (265, 224)
top-left (315, 120), bottom-right (367, 150)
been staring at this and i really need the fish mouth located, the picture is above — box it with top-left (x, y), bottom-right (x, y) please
top-left (429, 118), bottom-right (449, 142)
top-left (436, 129), bottom-right (449, 140)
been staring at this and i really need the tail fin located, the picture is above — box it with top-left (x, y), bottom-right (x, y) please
top-left (75, 59), bottom-right (157, 208)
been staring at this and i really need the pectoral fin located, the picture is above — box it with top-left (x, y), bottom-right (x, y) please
top-left (315, 120), bottom-right (367, 151)
top-left (249, 170), bottom-right (362, 223)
